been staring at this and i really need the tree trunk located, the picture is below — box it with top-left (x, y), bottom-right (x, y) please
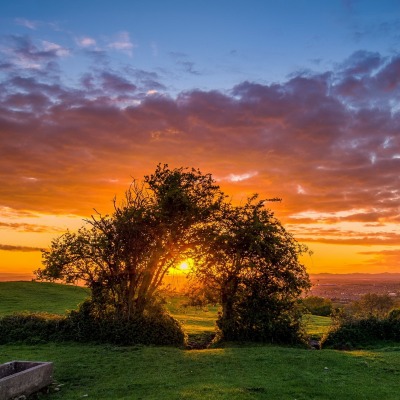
top-left (220, 275), bottom-right (238, 323)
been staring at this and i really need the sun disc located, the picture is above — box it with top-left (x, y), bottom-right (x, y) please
top-left (179, 261), bottom-right (189, 271)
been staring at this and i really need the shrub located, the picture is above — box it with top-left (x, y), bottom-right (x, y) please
top-left (183, 282), bottom-right (219, 308)
top-left (346, 293), bottom-right (396, 319)
top-left (0, 301), bottom-right (186, 346)
top-left (302, 296), bottom-right (332, 317)
top-left (217, 290), bottom-right (308, 346)
top-left (65, 300), bottom-right (186, 346)
top-left (0, 312), bottom-right (66, 344)
top-left (322, 315), bottom-right (400, 349)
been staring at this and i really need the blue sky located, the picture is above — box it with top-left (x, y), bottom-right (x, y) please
top-left (1, 0), bottom-right (399, 94)
top-left (0, 0), bottom-right (400, 276)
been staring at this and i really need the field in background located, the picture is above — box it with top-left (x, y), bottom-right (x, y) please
top-left (0, 282), bottom-right (329, 338)
top-left (0, 282), bottom-right (89, 316)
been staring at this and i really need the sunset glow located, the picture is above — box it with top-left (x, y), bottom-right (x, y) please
top-left (174, 259), bottom-right (194, 275)
top-left (179, 262), bottom-right (190, 272)
top-left (0, 1), bottom-right (399, 279)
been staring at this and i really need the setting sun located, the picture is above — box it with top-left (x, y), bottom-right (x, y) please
top-left (177, 259), bottom-right (193, 273)
top-left (179, 261), bottom-right (189, 271)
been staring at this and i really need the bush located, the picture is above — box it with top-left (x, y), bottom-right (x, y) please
top-left (302, 296), bottom-right (332, 317)
top-left (0, 312), bottom-right (66, 344)
top-left (322, 315), bottom-right (400, 349)
top-left (0, 301), bottom-right (186, 346)
top-left (217, 290), bottom-right (308, 346)
top-left (65, 300), bottom-right (186, 346)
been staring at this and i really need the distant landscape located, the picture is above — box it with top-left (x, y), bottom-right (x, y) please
top-left (4, 272), bottom-right (400, 304)
top-left (309, 273), bottom-right (400, 303)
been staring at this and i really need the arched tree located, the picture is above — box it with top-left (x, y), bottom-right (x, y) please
top-left (192, 195), bottom-right (311, 343)
top-left (36, 165), bottom-right (224, 319)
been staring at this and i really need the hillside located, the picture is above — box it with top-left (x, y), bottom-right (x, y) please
top-left (0, 281), bottom-right (89, 316)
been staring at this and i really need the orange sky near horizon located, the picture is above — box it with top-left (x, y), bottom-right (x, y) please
top-left (0, 172), bottom-right (399, 280)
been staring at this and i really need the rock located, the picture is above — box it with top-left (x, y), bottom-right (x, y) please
top-left (309, 339), bottom-right (321, 350)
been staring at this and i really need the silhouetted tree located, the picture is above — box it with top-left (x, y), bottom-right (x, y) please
top-left (36, 165), bottom-right (224, 319)
top-left (192, 195), bottom-right (311, 343)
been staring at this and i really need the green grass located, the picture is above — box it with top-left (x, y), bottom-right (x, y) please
top-left (1, 282), bottom-right (400, 399)
top-left (0, 281), bottom-right (89, 316)
top-left (164, 295), bottom-right (219, 334)
top-left (1, 343), bottom-right (400, 399)
top-left (303, 314), bottom-right (332, 339)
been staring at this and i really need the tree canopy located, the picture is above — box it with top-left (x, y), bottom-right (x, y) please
top-left (191, 195), bottom-right (310, 342)
top-left (37, 165), bottom-right (310, 344)
top-left (36, 165), bottom-right (224, 319)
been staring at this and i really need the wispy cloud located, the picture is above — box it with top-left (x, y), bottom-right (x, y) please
top-left (218, 171), bottom-right (259, 182)
top-left (15, 18), bottom-right (38, 30)
top-left (0, 221), bottom-right (64, 233)
top-left (0, 244), bottom-right (44, 252)
top-left (42, 41), bottom-right (70, 57)
top-left (76, 36), bottom-right (96, 47)
top-left (358, 249), bottom-right (400, 270)
top-left (108, 31), bottom-right (135, 56)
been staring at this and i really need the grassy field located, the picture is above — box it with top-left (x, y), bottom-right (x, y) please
top-left (164, 295), bottom-right (219, 334)
top-left (0, 283), bottom-right (330, 337)
top-left (1, 343), bottom-right (400, 399)
top-left (302, 314), bottom-right (332, 340)
top-left (0, 281), bottom-right (89, 316)
top-left (1, 282), bottom-right (400, 399)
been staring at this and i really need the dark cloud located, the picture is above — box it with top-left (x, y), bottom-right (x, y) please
top-left (0, 49), bottom-right (398, 235)
top-left (338, 50), bottom-right (384, 77)
top-left (0, 244), bottom-right (43, 252)
top-left (333, 54), bottom-right (400, 107)
top-left (0, 221), bottom-right (63, 233)
top-left (5, 35), bottom-right (69, 65)
top-left (100, 71), bottom-right (137, 93)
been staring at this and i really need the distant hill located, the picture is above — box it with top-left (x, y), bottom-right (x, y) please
top-left (310, 273), bottom-right (400, 283)
top-left (0, 272), bottom-right (35, 282)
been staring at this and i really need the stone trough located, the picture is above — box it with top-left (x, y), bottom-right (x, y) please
top-left (0, 361), bottom-right (53, 400)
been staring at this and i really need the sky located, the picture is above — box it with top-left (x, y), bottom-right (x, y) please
top-left (0, 0), bottom-right (399, 279)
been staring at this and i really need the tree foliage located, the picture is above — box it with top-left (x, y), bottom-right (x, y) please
top-left (36, 165), bottom-right (224, 320)
top-left (346, 293), bottom-right (396, 320)
top-left (36, 165), bottom-right (310, 345)
top-left (302, 296), bottom-right (333, 317)
top-left (192, 195), bottom-right (310, 343)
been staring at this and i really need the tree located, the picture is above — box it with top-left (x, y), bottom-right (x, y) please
top-left (36, 165), bottom-right (224, 319)
top-left (347, 293), bottom-right (396, 320)
top-left (192, 195), bottom-right (311, 343)
top-left (302, 296), bottom-right (333, 316)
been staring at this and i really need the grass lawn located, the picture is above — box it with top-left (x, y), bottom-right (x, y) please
top-left (1, 343), bottom-right (400, 399)
top-left (0, 281), bottom-right (89, 316)
top-left (164, 295), bottom-right (219, 334)
top-left (303, 314), bottom-right (332, 340)
top-left (1, 282), bottom-right (400, 399)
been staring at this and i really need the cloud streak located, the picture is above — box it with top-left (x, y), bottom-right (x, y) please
top-left (0, 244), bottom-right (43, 252)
